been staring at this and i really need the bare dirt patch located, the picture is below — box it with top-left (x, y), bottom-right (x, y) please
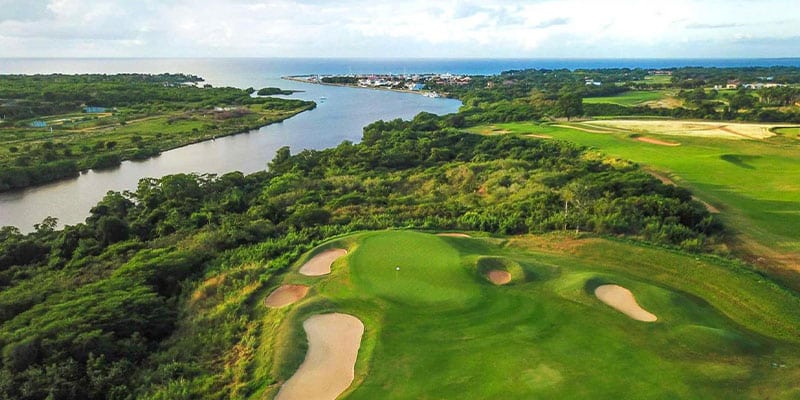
top-left (265, 285), bottom-right (309, 308)
top-left (635, 136), bottom-right (680, 146)
top-left (526, 134), bottom-right (552, 139)
top-left (595, 284), bottom-right (657, 322)
top-left (275, 313), bottom-right (364, 400)
top-left (487, 270), bottom-right (512, 285)
top-left (299, 249), bottom-right (347, 276)
top-left (436, 233), bottom-right (471, 238)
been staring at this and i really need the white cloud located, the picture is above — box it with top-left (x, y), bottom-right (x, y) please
top-left (0, 0), bottom-right (798, 57)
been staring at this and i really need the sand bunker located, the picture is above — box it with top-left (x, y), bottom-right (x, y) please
top-left (526, 134), bottom-right (553, 139)
top-left (594, 284), bottom-right (657, 322)
top-left (585, 119), bottom-right (777, 140)
top-left (275, 313), bottom-right (364, 400)
top-left (436, 233), bottom-right (471, 238)
top-left (635, 136), bottom-right (680, 146)
top-left (299, 249), bottom-right (347, 276)
top-left (265, 285), bottom-right (309, 308)
top-left (487, 270), bottom-right (512, 285)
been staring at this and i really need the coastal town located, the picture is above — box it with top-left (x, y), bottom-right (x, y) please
top-left (284, 73), bottom-right (473, 98)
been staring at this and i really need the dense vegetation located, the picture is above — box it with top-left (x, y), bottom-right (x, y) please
top-left (0, 74), bottom-right (314, 192)
top-left (424, 67), bottom-right (800, 123)
top-left (0, 111), bottom-right (722, 399)
top-left (256, 87), bottom-right (298, 96)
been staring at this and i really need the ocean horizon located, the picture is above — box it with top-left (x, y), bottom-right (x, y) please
top-left (2, 57), bottom-right (800, 81)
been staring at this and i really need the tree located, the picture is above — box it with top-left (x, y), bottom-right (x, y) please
top-left (556, 93), bottom-right (583, 121)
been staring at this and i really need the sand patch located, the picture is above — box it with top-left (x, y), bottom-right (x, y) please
top-left (276, 313), bottom-right (364, 400)
top-left (526, 134), bottom-right (552, 139)
top-left (585, 119), bottom-right (777, 140)
top-left (299, 248), bottom-right (347, 276)
top-left (265, 284), bottom-right (309, 308)
top-left (635, 136), bottom-right (680, 146)
top-left (595, 284), bottom-right (657, 322)
top-left (487, 269), bottom-right (512, 285)
top-left (436, 233), bottom-right (471, 238)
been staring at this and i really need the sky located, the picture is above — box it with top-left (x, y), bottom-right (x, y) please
top-left (0, 0), bottom-right (798, 58)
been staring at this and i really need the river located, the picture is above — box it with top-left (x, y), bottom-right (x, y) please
top-left (0, 59), bottom-right (462, 231)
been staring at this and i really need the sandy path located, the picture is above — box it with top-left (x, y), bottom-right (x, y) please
top-left (275, 313), bottom-right (364, 400)
top-left (299, 249), bottom-right (347, 276)
top-left (265, 285), bottom-right (309, 308)
top-left (635, 137), bottom-right (680, 146)
top-left (594, 284), bottom-right (657, 322)
top-left (436, 233), bottom-right (471, 238)
top-left (487, 270), bottom-right (512, 285)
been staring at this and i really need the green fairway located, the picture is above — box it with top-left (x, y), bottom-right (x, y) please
top-left (265, 231), bottom-right (800, 399)
top-left (467, 121), bottom-right (800, 273)
top-left (583, 90), bottom-right (677, 107)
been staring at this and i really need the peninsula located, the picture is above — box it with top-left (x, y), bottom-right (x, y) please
top-left (0, 74), bottom-right (315, 192)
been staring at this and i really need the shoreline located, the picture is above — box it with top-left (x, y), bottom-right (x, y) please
top-left (282, 76), bottom-right (450, 98)
top-left (0, 103), bottom-right (316, 195)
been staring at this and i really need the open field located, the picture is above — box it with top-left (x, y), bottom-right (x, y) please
top-left (261, 230), bottom-right (800, 399)
top-left (468, 121), bottom-right (800, 281)
top-left (583, 90), bottom-right (678, 107)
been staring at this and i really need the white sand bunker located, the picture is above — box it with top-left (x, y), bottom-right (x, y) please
top-left (276, 313), bottom-right (364, 400)
top-left (436, 233), bottom-right (471, 238)
top-left (594, 284), bottom-right (657, 322)
top-left (299, 249), bottom-right (347, 276)
top-left (265, 285), bottom-right (309, 308)
top-left (487, 270), bottom-right (512, 285)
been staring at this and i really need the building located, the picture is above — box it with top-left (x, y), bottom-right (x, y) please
top-left (83, 106), bottom-right (107, 113)
top-left (30, 120), bottom-right (47, 128)
top-left (726, 80), bottom-right (741, 89)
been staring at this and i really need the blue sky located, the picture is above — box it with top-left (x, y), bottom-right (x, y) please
top-left (0, 0), bottom-right (798, 58)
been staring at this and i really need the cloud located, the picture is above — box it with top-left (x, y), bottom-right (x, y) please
top-left (686, 22), bottom-right (744, 29)
top-left (0, 0), bottom-right (52, 22)
top-left (533, 17), bottom-right (570, 29)
top-left (0, 0), bottom-right (798, 58)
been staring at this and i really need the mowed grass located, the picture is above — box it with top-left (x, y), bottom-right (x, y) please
top-left (467, 121), bottom-right (800, 263)
top-left (263, 231), bottom-right (800, 399)
top-left (583, 90), bottom-right (676, 107)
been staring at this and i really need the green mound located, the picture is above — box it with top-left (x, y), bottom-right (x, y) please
top-left (266, 231), bottom-right (800, 399)
top-left (349, 231), bottom-right (481, 309)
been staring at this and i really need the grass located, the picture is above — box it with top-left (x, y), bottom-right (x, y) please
top-left (261, 231), bottom-right (800, 399)
top-left (467, 121), bottom-right (800, 278)
top-left (583, 90), bottom-right (676, 107)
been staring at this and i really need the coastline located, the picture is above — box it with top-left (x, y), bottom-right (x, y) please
top-left (0, 103), bottom-right (316, 194)
top-left (282, 76), bottom-right (449, 98)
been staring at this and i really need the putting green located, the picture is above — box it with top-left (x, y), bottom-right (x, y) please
top-left (270, 231), bottom-right (800, 399)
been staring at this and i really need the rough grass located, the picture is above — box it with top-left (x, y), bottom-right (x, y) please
top-left (261, 231), bottom-right (800, 399)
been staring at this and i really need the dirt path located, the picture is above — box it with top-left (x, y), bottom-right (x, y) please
top-left (487, 270), bottom-right (512, 285)
top-left (275, 313), bottom-right (364, 400)
top-left (436, 233), bottom-right (471, 238)
top-left (526, 134), bottom-right (553, 139)
top-left (299, 249), bottom-right (347, 276)
top-left (595, 284), bottom-right (657, 322)
top-left (265, 285), bottom-right (309, 308)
